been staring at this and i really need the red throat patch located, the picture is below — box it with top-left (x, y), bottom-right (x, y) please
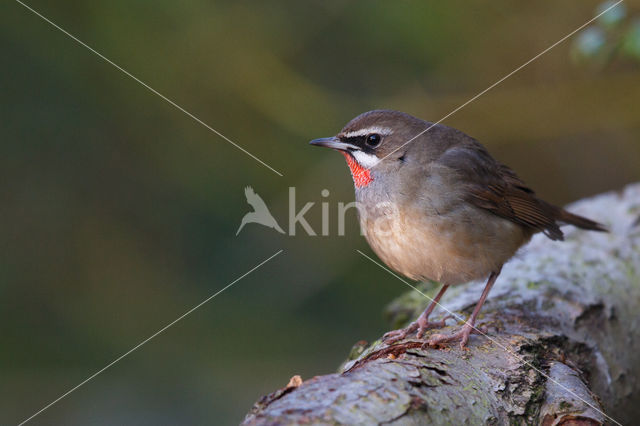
top-left (341, 152), bottom-right (373, 188)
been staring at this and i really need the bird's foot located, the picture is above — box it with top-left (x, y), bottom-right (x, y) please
top-left (425, 322), bottom-right (486, 350)
top-left (383, 315), bottom-right (453, 344)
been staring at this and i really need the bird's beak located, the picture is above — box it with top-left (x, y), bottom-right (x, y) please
top-left (309, 137), bottom-right (359, 152)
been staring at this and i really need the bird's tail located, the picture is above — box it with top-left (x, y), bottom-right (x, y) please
top-left (557, 209), bottom-right (608, 232)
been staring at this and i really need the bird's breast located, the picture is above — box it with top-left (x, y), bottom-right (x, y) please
top-left (356, 187), bottom-right (528, 285)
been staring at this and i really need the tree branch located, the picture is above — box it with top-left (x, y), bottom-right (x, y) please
top-left (243, 183), bottom-right (640, 425)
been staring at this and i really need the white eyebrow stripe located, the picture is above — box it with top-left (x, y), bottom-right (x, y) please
top-left (342, 126), bottom-right (393, 138)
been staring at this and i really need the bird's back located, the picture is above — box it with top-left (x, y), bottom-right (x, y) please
top-left (356, 121), bottom-right (604, 284)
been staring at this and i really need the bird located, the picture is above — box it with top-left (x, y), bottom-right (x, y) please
top-left (310, 110), bottom-right (606, 349)
top-left (236, 186), bottom-right (285, 235)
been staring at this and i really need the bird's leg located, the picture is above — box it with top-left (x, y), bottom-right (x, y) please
top-left (427, 268), bottom-right (501, 350)
top-left (384, 284), bottom-right (452, 343)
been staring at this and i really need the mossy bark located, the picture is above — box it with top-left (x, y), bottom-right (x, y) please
top-left (243, 184), bottom-right (640, 425)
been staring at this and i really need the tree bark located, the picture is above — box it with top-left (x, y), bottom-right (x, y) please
top-left (243, 184), bottom-right (640, 425)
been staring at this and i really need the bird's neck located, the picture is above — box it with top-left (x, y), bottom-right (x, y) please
top-left (341, 152), bottom-right (373, 188)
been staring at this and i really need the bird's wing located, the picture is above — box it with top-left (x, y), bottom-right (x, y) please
top-left (244, 186), bottom-right (270, 212)
top-left (438, 144), bottom-right (563, 240)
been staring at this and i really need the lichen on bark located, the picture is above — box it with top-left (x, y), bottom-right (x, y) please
top-left (243, 183), bottom-right (640, 425)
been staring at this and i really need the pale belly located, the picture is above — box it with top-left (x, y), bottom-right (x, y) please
top-left (359, 201), bottom-right (529, 285)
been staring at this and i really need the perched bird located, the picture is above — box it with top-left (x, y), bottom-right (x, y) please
top-left (236, 186), bottom-right (285, 235)
top-left (310, 110), bottom-right (606, 349)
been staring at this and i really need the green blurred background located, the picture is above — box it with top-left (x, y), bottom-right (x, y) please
top-left (2, 1), bottom-right (639, 424)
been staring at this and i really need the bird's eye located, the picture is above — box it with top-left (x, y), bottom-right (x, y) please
top-left (366, 133), bottom-right (382, 147)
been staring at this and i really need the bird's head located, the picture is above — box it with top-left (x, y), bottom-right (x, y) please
top-left (309, 110), bottom-right (432, 188)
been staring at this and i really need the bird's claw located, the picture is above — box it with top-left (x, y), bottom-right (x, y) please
top-left (383, 315), bottom-right (453, 344)
top-left (425, 323), bottom-right (486, 350)
top-left (383, 323), bottom-right (418, 343)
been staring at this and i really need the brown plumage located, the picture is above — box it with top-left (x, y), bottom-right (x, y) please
top-left (310, 110), bottom-right (607, 349)
top-left (440, 143), bottom-right (606, 241)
